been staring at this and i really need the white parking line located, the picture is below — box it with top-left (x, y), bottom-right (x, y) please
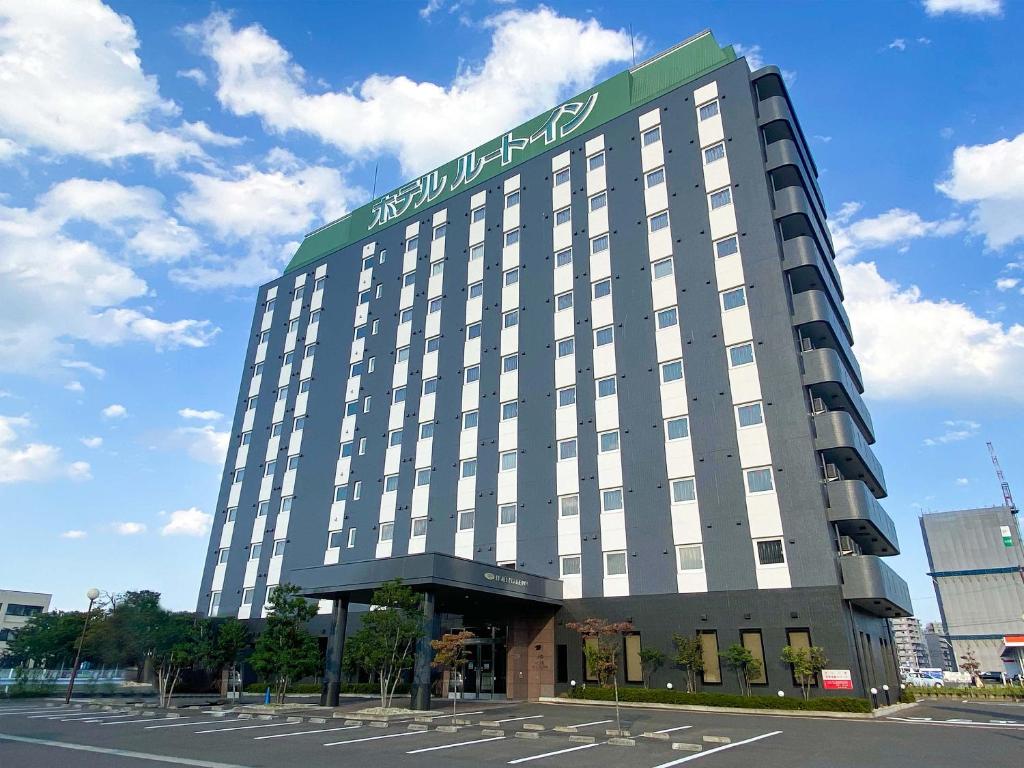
top-left (571, 719), bottom-right (612, 728)
top-left (653, 726), bottom-right (693, 734)
top-left (429, 710), bottom-right (485, 719)
top-left (101, 716), bottom-right (183, 726)
top-left (324, 731), bottom-right (426, 747)
top-left (2, 709), bottom-right (73, 717)
top-left (493, 715), bottom-right (544, 724)
top-left (0, 732), bottom-right (253, 768)
top-left (0, 706), bottom-right (62, 713)
top-left (407, 735), bottom-right (506, 754)
top-left (65, 713), bottom-right (137, 722)
top-left (254, 725), bottom-right (361, 740)
top-left (147, 719), bottom-right (242, 730)
top-left (507, 741), bottom-right (604, 764)
top-left (195, 722), bottom-right (293, 734)
top-left (650, 730), bottom-right (783, 767)
top-left (29, 711), bottom-right (103, 719)
top-left (886, 717), bottom-right (1024, 729)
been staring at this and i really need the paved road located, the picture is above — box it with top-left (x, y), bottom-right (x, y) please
top-left (0, 698), bottom-right (1021, 767)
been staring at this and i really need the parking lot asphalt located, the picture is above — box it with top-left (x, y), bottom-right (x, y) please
top-left (0, 697), bottom-right (1021, 768)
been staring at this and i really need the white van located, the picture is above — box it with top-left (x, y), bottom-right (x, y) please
top-left (903, 668), bottom-right (945, 687)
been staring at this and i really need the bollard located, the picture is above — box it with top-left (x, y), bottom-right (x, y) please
top-left (264, 687), bottom-right (271, 705)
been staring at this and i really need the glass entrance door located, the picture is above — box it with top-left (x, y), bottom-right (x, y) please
top-left (447, 632), bottom-right (506, 699)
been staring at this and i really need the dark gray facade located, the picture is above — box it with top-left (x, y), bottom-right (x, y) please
top-left (197, 34), bottom-right (908, 699)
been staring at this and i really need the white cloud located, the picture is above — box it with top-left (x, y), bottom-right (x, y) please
top-left (0, 0), bottom-right (205, 164)
top-left (61, 529), bottom-right (88, 539)
top-left (179, 408), bottom-right (223, 421)
top-left (888, 38), bottom-right (907, 51)
top-left (813, 135), bottom-right (832, 143)
top-left (996, 277), bottom-right (1020, 291)
top-left (178, 120), bottom-right (244, 147)
top-left (830, 202), bottom-right (965, 262)
top-left (176, 68), bottom-right (208, 86)
top-left (174, 424), bottom-right (229, 466)
top-left (188, 7), bottom-right (634, 175)
top-left (65, 381), bottom-right (85, 393)
top-left (80, 436), bottom-right (103, 448)
top-left (0, 414), bottom-right (90, 483)
top-left (733, 43), bottom-right (796, 84)
top-left (955, 477), bottom-right (970, 486)
top-left (937, 132), bottom-right (1024, 249)
top-left (169, 241), bottom-right (290, 290)
top-left (419, 0), bottom-right (445, 19)
top-left (160, 507), bottom-right (213, 537)
top-left (102, 404), bottom-right (127, 419)
top-left (114, 521), bottom-right (146, 535)
top-left (924, 420), bottom-right (981, 446)
top-left (0, 137), bottom-right (25, 162)
top-left (923, 0), bottom-right (1002, 16)
top-left (0, 180), bottom-right (217, 374)
top-left (61, 360), bottom-right (106, 379)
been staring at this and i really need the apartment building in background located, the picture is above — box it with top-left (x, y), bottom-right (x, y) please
top-left (197, 30), bottom-right (910, 704)
top-left (922, 506), bottom-right (1024, 675)
top-left (923, 622), bottom-right (957, 672)
top-left (889, 616), bottom-right (929, 672)
top-left (0, 590), bottom-right (51, 656)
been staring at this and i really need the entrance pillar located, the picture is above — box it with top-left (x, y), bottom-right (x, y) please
top-left (410, 590), bottom-right (435, 710)
top-left (320, 595), bottom-right (349, 707)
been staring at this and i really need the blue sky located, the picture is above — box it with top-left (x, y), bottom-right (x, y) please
top-left (1, 0), bottom-right (1021, 619)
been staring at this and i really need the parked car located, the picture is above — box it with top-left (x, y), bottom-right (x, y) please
top-left (979, 671), bottom-right (1006, 684)
top-left (904, 669), bottom-right (944, 687)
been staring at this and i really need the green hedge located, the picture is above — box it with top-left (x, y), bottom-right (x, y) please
top-left (243, 682), bottom-right (411, 695)
top-left (565, 686), bottom-right (873, 713)
top-left (908, 685), bottom-right (1023, 700)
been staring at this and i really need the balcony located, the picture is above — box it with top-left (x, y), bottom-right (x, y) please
top-left (766, 143), bottom-right (827, 227)
top-left (840, 555), bottom-right (912, 618)
top-left (792, 290), bottom-right (862, 389)
top-left (827, 480), bottom-right (898, 556)
top-left (802, 347), bottom-right (874, 441)
top-left (772, 184), bottom-right (834, 267)
top-left (814, 411), bottom-right (886, 498)
top-left (781, 232), bottom-right (842, 301)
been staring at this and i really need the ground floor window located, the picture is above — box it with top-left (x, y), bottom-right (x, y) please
top-left (624, 633), bottom-right (643, 683)
top-left (700, 631), bottom-right (721, 684)
top-left (741, 629), bottom-right (768, 685)
top-left (786, 628), bottom-right (817, 687)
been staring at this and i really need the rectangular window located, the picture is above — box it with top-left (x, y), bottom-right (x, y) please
top-left (422, 377), bottom-right (438, 396)
top-left (349, 361), bottom-right (364, 378)
top-left (501, 401), bottom-right (519, 420)
top-left (746, 467), bottom-right (774, 493)
top-left (592, 279), bottom-right (611, 299)
top-left (271, 421), bottom-right (283, 437)
top-left (589, 192), bottom-right (607, 212)
top-left (590, 234), bottom-right (609, 254)
top-left (786, 629), bottom-right (816, 687)
top-left (384, 474), bottom-right (399, 492)
top-left (293, 416), bottom-right (305, 431)
top-left (558, 438), bottom-right (577, 460)
top-left (242, 588), bottom-right (254, 605)
top-left (757, 538), bottom-right (786, 565)
top-left (656, 307), bottom-right (678, 329)
top-left (594, 326), bottom-right (614, 346)
top-left (499, 503), bottom-right (517, 525)
top-left (354, 324), bottom-right (367, 340)
top-left (393, 386), bottom-right (406, 403)
top-left (273, 540), bottom-right (286, 557)
top-left (715, 235), bottom-right (739, 258)
top-left (465, 365), bottom-right (480, 383)
top-left (652, 257), bottom-right (674, 279)
top-left (649, 211), bottom-right (670, 232)
top-left (341, 440), bottom-right (353, 459)
top-left (605, 551), bottom-right (627, 577)
top-left (601, 488), bottom-right (623, 512)
top-left (698, 100), bottom-right (719, 121)
top-left (277, 385), bottom-right (289, 401)
top-left (328, 531), bottom-right (343, 549)
top-left (433, 223), bottom-right (447, 240)
top-left (264, 298), bottom-right (275, 314)
top-left (560, 554), bottom-right (581, 576)
top-left (461, 458), bottom-right (477, 478)
top-left (458, 510), bottom-right (475, 531)
top-left (284, 351), bottom-right (295, 366)
top-left (559, 494), bottom-right (579, 517)
top-left (334, 485), bottom-right (348, 503)
top-left (288, 319), bottom-right (300, 333)
top-left (217, 548), bottom-right (229, 565)
top-left (294, 285), bottom-right (305, 301)
top-left (362, 395), bottom-right (371, 413)
top-left (379, 522), bottom-right (394, 542)
top-left (661, 359), bottom-right (683, 383)
top-left (677, 544), bottom-right (704, 571)
top-left (554, 167), bottom-right (570, 186)
top-left (259, 330), bottom-right (270, 344)
top-left (642, 126), bottom-right (661, 146)
top-left (406, 236), bottom-right (419, 253)
top-left (503, 309), bottom-right (519, 328)
top-left (419, 422), bottom-right (434, 440)
top-left (426, 336), bottom-right (440, 353)
top-left (588, 151), bottom-right (605, 171)
top-left (463, 410), bottom-right (478, 429)
top-left (372, 319), bottom-right (380, 335)
top-left (710, 188), bottom-right (733, 209)
top-left (703, 142), bottom-right (726, 164)
top-left (362, 256), bottom-right (374, 271)
top-left (625, 634), bottom-right (643, 684)
top-left (287, 455), bottom-right (299, 471)
top-left (645, 167), bottom-right (665, 188)
top-left (556, 337), bottom-right (575, 357)
top-left (428, 297), bottom-right (443, 313)
top-left (249, 543), bottom-right (262, 560)
top-left (700, 631), bottom-right (721, 684)
top-left (365, 355), bottom-right (374, 372)
top-left (309, 309), bottom-right (321, 324)
top-left (412, 517), bottom-right (428, 537)
top-left (304, 343), bottom-right (317, 358)
top-left (504, 228), bottom-right (520, 247)
top-left (357, 290), bottom-right (370, 305)
top-left (400, 308), bottom-right (413, 324)
top-left (555, 207), bottom-right (571, 226)
top-left (557, 386), bottom-right (576, 407)
top-left (470, 243), bottom-right (485, 261)
top-left (209, 591), bottom-right (221, 616)
top-left (599, 430), bottom-right (620, 453)
top-left (375, 284), bottom-right (382, 299)
top-left (226, 507), bottom-right (237, 522)
top-left (666, 416), bottom-right (689, 440)
top-left (430, 259), bottom-right (444, 276)
top-left (264, 460), bottom-right (277, 477)
top-left (240, 431), bottom-right (252, 446)
top-left (597, 376), bottom-right (616, 397)
top-left (502, 353), bottom-right (519, 373)
top-left (503, 267), bottom-right (519, 286)
top-left (671, 477), bottom-right (696, 503)
top-left (347, 527), bottom-right (357, 547)
top-left (469, 281), bottom-right (483, 298)
top-left (729, 342), bottom-right (755, 367)
top-left (403, 271), bottom-right (416, 287)
top-left (416, 468), bottom-right (431, 486)
top-left (555, 247), bottom-right (573, 267)
top-left (742, 630), bottom-right (768, 685)
top-left (505, 190), bottom-right (520, 208)
top-left (257, 500), bottom-right (269, 517)
top-left (299, 378), bottom-right (311, 393)
top-left (500, 451), bottom-right (517, 471)
top-left (397, 345), bottom-right (411, 362)
top-left (472, 205), bottom-right (486, 222)
top-left (353, 480), bottom-right (361, 500)
top-left (253, 362), bottom-right (264, 376)
top-left (737, 402), bottom-right (764, 428)
top-left (556, 291), bottom-right (574, 311)
top-left (722, 287), bottom-right (746, 310)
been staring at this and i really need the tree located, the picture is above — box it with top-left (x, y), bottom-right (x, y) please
top-left (959, 648), bottom-right (982, 685)
top-left (721, 643), bottom-right (762, 696)
top-left (672, 634), bottom-right (704, 693)
top-left (431, 630), bottom-right (475, 716)
top-left (202, 619), bottom-right (252, 697)
top-left (1, 611), bottom-right (89, 669)
top-left (250, 584), bottom-right (321, 704)
top-left (152, 613), bottom-right (207, 707)
top-left (781, 645), bottom-right (828, 700)
top-left (638, 647), bottom-right (665, 689)
top-left (346, 579), bottom-right (424, 709)
top-left (89, 590), bottom-right (165, 680)
top-left (567, 618), bottom-right (634, 733)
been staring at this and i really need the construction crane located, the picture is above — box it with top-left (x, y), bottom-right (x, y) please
top-left (987, 441), bottom-right (1018, 514)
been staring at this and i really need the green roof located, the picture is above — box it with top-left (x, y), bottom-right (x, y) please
top-left (285, 31), bottom-right (735, 275)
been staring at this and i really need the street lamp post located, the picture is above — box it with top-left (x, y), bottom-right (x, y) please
top-left (64, 588), bottom-right (101, 705)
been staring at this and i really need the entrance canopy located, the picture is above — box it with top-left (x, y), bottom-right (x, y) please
top-left (290, 552), bottom-right (564, 607)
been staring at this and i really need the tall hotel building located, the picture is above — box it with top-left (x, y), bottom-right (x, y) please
top-left (198, 31), bottom-right (910, 703)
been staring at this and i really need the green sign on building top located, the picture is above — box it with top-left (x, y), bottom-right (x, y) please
top-left (285, 30), bottom-right (735, 275)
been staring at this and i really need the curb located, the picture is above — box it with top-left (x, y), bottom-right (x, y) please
top-left (539, 696), bottom-right (907, 720)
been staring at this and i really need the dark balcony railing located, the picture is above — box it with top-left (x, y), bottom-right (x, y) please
top-left (827, 480), bottom-right (898, 555)
top-left (814, 410), bottom-right (886, 498)
top-left (803, 347), bottom-right (874, 441)
top-left (781, 233), bottom-right (843, 302)
top-left (840, 555), bottom-right (912, 617)
top-left (792, 290), bottom-right (862, 389)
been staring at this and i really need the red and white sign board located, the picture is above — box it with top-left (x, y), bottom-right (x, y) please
top-left (822, 669), bottom-right (853, 690)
